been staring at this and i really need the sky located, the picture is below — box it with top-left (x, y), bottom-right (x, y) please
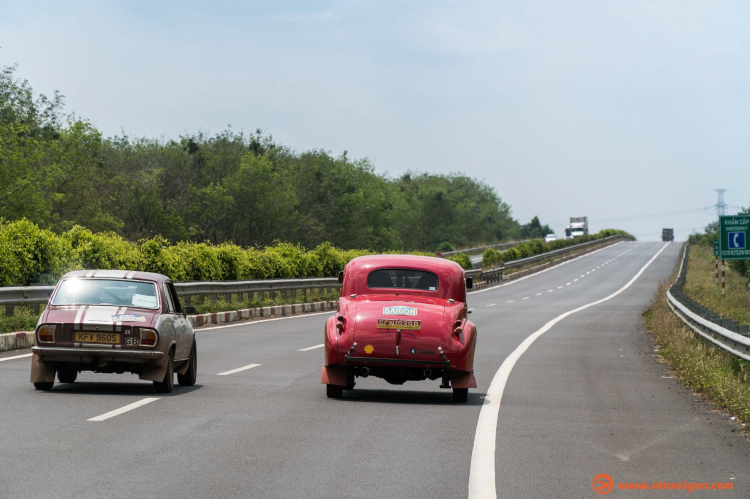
top-left (1, 0), bottom-right (748, 241)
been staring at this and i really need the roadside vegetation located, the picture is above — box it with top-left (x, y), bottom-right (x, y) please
top-left (0, 306), bottom-right (38, 335)
top-left (481, 229), bottom-right (634, 268)
top-left (189, 288), bottom-right (341, 315)
top-left (644, 237), bottom-right (750, 426)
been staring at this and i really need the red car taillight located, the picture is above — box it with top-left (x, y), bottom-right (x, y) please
top-left (139, 328), bottom-right (158, 347)
top-left (37, 324), bottom-right (56, 343)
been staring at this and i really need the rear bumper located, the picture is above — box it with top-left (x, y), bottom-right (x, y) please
top-left (344, 355), bottom-right (450, 368)
top-left (32, 346), bottom-right (164, 364)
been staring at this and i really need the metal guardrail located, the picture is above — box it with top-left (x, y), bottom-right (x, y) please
top-left (0, 236), bottom-right (628, 316)
top-left (666, 245), bottom-right (750, 362)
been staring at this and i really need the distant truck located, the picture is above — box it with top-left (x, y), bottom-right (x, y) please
top-left (662, 228), bottom-right (674, 242)
top-left (565, 217), bottom-right (589, 239)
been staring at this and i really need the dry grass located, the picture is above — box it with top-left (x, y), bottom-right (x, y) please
top-left (684, 244), bottom-right (750, 325)
top-left (644, 261), bottom-right (750, 425)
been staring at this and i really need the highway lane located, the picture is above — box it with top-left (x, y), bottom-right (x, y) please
top-left (0, 241), bottom-right (748, 498)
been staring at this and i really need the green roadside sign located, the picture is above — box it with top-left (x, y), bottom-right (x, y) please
top-left (714, 240), bottom-right (720, 257)
top-left (719, 215), bottom-right (750, 259)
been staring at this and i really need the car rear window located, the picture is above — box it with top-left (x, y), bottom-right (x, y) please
top-left (367, 269), bottom-right (439, 291)
top-left (52, 279), bottom-right (159, 309)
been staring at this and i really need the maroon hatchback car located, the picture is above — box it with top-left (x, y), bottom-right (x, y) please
top-left (30, 270), bottom-right (197, 393)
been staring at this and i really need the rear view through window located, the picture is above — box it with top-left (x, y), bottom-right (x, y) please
top-left (367, 269), bottom-right (439, 291)
top-left (52, 279), bottom-right (159, 309)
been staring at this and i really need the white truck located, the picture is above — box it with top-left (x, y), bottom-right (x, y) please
top-left (565, 217), bottom-right (589, 239)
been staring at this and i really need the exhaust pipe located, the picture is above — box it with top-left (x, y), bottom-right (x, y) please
top-left (423, 368), bottom-right (432, 378)
top-left (360, 367), bottom-right (370, 378)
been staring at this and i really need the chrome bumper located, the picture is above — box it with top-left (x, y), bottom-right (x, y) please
top-left (32, 346), bottom-right (164, 363)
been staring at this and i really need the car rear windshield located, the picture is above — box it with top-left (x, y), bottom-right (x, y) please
top-left (52, 279), bottom-right (159, 309)
top-left (367, 269), bottom-right (439, 291)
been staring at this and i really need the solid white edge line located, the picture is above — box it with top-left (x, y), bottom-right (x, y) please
top-left (468, 242), bottom-right (669, 499)
top-left (199, 311), bottom-right (332, 331)
top-left (468, 241), bottom-right (625, 295)
top-left (87, 398), bottom-right (160, 422)
top-left (217, 363), bottom-right (262, 376)
top-left (298, 344), bottom-right (324, 352)
top-left (0, 353), bottom-right (33, 362)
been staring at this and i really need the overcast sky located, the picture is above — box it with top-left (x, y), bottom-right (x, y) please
top-left (2, 0), bottom-right (748, 240)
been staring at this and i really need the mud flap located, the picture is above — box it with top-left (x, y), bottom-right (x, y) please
top-left (175, 360), bottom-right (190, 375)
top-left (321, 366), bottom-right (347, 387)
top-left (450, 371), bottom-right (477, 389)
top-left (139, 362), bottom-right (168, 382)
top-left (30, 353), bottom-right (55, 383)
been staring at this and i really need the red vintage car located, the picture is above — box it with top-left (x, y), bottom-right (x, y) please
top-left (321, 255), bottom-right (477, 402)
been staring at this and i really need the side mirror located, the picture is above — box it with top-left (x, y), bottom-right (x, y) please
top-left (465, 276), bottom-right (473, 289)
top-left (338, 271), bottom-right (344, 283)
top-left (184, 306), bottom-right (197, 315)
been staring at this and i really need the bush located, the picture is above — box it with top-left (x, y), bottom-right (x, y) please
top-left (436, 242), bottom-right (455, 253)
top-left (446, 253), bottom-right (472, 270)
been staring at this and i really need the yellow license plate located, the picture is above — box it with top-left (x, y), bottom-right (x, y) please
top-left (75, 332), bottom-right (120, 344)
top-left (377, 319), bottom-right (421, 330)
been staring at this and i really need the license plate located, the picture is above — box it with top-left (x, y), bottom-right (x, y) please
top-left (75, 332), bottom-right (120, 344)
top-left (377, 319), bottom-right (421, 330)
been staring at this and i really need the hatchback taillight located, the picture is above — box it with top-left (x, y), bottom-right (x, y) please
top-left (139, 328), bottom-right (158, 347)
top-left (37, 325), bottom-right (56, 343)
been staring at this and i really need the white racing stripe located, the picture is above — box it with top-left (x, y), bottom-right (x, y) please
top-left (298, 344), bottom-right (324, 352)
top-left (217, 363), bottom-right (262, 376)
top-left (0, 353), bottom-right (32, 363)
top-left (87, 398), bottom-right (159, 422)
top-left (468, 243), bottom-right (669, 499)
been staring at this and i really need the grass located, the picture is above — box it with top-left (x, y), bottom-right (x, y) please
top-left (643, 250), bottom-right (750, 426)
top-left (185, 288), bottom-right (340, 315)
top-left (683, 244), bottom-right (750, 325)
top-left (0, 306), bottom-right (39, 334)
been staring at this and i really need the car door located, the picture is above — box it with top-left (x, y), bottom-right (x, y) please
top-left (165, 281), bottom-right (189, 360)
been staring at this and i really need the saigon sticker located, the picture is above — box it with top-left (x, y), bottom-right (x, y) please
top-left (364, 345), bottom-right (375, 354)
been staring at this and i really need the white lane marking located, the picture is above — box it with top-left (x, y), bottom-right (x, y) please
top-left (592, 269), bottom-right (596, 272)
top-left (486, 304), bottom-right (496, 307)
top-left (574, 279), bottom-right (579, 282)
top-left (87, 398), bottom-right (160, 422)
top-left (535, 293), bottom-right (542, 296)
top-left (586, 271), bottom-right (591, 274)
top-left (468, 243), bottom-right (669, 499)
top-left (199, 311), bottom-right (331, 331)
top-left (469, 242), bottom-right (624, 294)
top-left (505, 300), bottom-right (514, 303)
top-left (217, 363), bottom-right (262, 376)
top-left (522, 297), bottom-right (529, 300)
top-left (557, 286), bottom-right (563, 289)
top-left (566, 282), bottom-right (571, 286)
top-left (548, 290), bottom-right (553, 293)
top-left (298, 344), bottom-right (324, 352)
top-left (580, 275), bottom-right (585, 278)
top-left (0, 353), bottom-right (33, 362)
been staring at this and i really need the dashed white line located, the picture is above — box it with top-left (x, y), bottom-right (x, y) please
top-left (298, 344), bottom-right (324, 352)
top-left (566, 282), bottom-right (571, 286)
top-left (535, 293), bottom-right (542, 296)
top-left (505, 300), bottom-right (514, 304)
top-left (486, 304), bottom-right (496, 307)
top-left (574, 279), bottom-right (579, 282)
top-left (522, 297), bottom-right (529, 300)
top-left (557, 286), bottom-right (563, 289)
top-left (88, 398), bottom-right (159, 422)
top-left (0, 353), bottom-right (32, 362)
top-left (217, 363), bottom-right (262, 376)
top-left (548, 290), bottom-right (553, 293)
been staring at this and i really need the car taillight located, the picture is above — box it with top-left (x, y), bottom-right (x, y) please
top-left (139, 328), bottom-right (158, 347)
top-left (37, 324), bottom-right (56, 343)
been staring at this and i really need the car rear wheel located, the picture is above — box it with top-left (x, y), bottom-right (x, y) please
top-left (153, 351), bottom-right (174, 393)
top-left (326, 384), bottom-right (343, 398)
top-left (33, 381), bottom-right (54, 390)
top-left (57, 369), bottom-right (77, 384)
top-left (177, 340), bottom-right (197, 387)
top-left (452, 388), bottom-right (469, 403)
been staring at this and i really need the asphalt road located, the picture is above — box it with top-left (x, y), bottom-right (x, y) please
top-left (1, 241), bottom-right (748, 499)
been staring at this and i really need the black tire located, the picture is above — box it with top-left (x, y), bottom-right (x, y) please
top-left (177, 340), bottom-right (197, 387)
top-left (153, 351), bottom-right (174, 393)
top-left (57, 369), bottom-right (77, 383)
top-left (326, 384), bottom-right (344, 399)
top-left (452, 388), bottom-right (469, 403)
top-left (33, 381), bottom-right (54, 390)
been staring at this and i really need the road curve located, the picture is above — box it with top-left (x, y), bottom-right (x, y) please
top-left (0, 241), bottom-right (748, 498)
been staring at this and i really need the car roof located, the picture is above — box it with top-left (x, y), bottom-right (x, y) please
top-left (59, 270), bottom-right (169, 283)
top-left (345, 254), bottom-right (464, 273)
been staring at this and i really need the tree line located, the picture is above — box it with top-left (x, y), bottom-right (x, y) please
top-left (1, 64), bottom-right (543, 252)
